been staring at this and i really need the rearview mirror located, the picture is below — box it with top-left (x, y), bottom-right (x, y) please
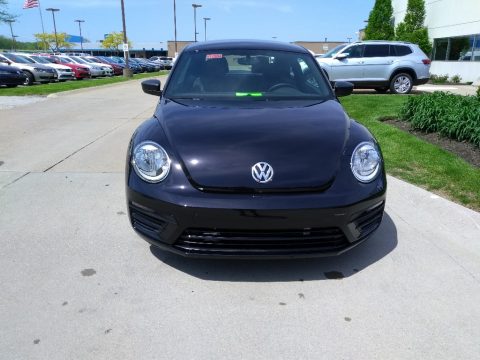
top-left (141, 79), bottom-right (162, 96)
top-left (334, 53), bottom-right (348, 60)
top-left (334, 81), bottom-right (354, 97)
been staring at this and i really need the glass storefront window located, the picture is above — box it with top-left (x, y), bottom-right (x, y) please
top-left (433, 38), bottom-right (448, 60)
top-left (473, 35), bottom-right (480, 61)
top-left (433, 34), bottom-right (479, 61)
top-left (449, 35), bottom-right (475, 61)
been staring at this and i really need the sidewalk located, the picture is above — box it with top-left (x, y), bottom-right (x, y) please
top-left (415, 83), bottom-right (479, 96)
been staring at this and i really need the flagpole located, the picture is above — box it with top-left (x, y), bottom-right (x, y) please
top-left (37, 0), bottom-right (46, 50)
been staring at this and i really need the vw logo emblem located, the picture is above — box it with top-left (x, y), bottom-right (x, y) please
top-left (252, 162), bottom-right (274, 183)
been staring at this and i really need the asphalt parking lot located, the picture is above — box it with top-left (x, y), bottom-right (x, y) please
top-left (1, 78), bottom-right (479, 359)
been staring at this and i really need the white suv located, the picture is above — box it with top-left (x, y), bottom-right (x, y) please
top-left (316, 41), bottom-right (431, 94)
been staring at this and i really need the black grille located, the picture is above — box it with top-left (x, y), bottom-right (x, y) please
top-left (174, 227), bottom-right (349, 256)
top-left (130, 205), bottom-right (167, 240)
top-left (354, 201), bottom-right (385, 239)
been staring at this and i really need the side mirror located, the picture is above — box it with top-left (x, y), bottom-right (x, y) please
top-left (0, 59), bottom-right (11, 65)
top-left (334, 81), bottom-right (354, 97)
top-left (334, 53), bottom-right (348, 60)
top-left (141, 79), bottom-right (162, 96)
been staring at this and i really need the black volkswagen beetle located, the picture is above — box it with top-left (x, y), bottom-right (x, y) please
top-left (126, 40), bottom-right (386, 258)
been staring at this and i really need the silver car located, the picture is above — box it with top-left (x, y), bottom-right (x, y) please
top-left (315, 41), bottom-right (431, 94)
top-left (0, 53), bottom-right (57, 85)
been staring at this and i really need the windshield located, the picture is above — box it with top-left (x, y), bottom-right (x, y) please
top-left (165, 49), bottom-right (332, 101)
top-left (320, 44), bottom-right (347, 58)
top-left (70, 56), bottom-right (89, 64)
top-left (80, 57), bottom-right (94, 63)
top-left (42, 57), bottom-right (56, 64)
top-left (3, 53), bottom-right (33, 64)
top-left (30, 56), bottom-right (51, 64)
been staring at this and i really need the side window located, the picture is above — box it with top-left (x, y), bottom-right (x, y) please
top-left (345, 45), bottom-right (364, 58)
top-left (298, 58), bottom-right (319, 88)
top-left (393, 45), bottom-right (413, 56)
top-left (364, 45), bottom-right (390, 57)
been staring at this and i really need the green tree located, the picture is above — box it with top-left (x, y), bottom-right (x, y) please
top-left (34, 32), bottom-right (73, 51)
top-left (364, 0), bottom-right (395, 40)
top-left (0, 34), bottom-right (38, 50)
top-left (1, 0), bottom-right (16, 23)
top-left (100, 32), bottom-right (132, 51)
top-left (395, 0), bottom-right (432, 55)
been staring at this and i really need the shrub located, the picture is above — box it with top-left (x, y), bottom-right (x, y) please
top-left (364, 0), bottom-right (395, 40)
top-left (450, 74), bottom-right (462, 84)
top-left (430, 74), bottom-right (448, 84)
top-left (477, 86), bottom-right (480, 98)
top-left (400, 92), bottom-right (480, 147)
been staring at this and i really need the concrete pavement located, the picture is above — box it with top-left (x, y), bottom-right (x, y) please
top-left (1, 78), bottom-right (479, 359)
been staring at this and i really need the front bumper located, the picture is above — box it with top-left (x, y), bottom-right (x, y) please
top-left (127, 186), bottom-right (386, 259)
top-left (58, 72), bottom-right (75, 80)
top-left (0, 74), bottom-right (26, 85)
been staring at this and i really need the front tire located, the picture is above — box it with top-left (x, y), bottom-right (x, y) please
top-left (23, 71), bottom-right (34, 86)
top-left (390, 73), bottom-right (413, 94)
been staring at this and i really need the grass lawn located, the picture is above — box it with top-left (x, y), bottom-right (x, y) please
top-left (0, 71), bottom-right (169, 96)
top-left (341, 94), bottom-right (480, 211)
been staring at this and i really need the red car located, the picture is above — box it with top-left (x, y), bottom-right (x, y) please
top-left (40, 55), bottom-right (91, 80)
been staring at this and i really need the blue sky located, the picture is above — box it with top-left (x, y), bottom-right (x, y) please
top-left (2, 0), bottom-right (374, 48)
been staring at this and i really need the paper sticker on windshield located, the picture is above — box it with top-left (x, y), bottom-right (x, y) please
top-left (206, 54), bottom-right (223, 61)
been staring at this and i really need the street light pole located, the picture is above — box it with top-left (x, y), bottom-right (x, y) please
top-left (173, 0), bottom-right (178, 56)
top-left (203, 17), bottom-right (210, 41)
top-left (192, 4), bottom-right (202, 42)
top-left (120, 0), bottom-right (133, 77)
top-left (46, 8), bottom-right (60, 51)
top-left (75, 20), bottom-right (85, 51)
top-left (5, 19), bottom-right (16, 51)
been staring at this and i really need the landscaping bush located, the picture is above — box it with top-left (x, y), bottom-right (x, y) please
top-left (450, 74), bottom-right (462, 84)
top-left (430, 74), bottom-right (449, 84)
top-left (400, 92), bottom-right (480, 146)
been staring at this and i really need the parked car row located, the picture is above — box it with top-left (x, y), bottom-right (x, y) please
top-left (0, 52), bottom-right (168, 87)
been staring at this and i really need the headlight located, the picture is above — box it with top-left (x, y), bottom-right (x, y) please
top-left (350, 142), bottom-right (381, 183)
top-left (34, 67), bottom-right (48, 72)
top-left (131, 141), bottom-right (171, 183)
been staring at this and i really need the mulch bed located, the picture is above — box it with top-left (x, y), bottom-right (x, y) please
top-left (382, 118), bottom-right (480, 168)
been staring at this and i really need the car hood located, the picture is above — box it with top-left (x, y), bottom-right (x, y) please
top-left (157, 99), bottom-right (350, 192)
top-left (10, 62), bottom-right (52, 71)
top-left (49, 64), bottom-right (70, 70)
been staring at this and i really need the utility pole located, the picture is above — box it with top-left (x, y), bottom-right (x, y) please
top-left (120, 0), bottom-right (133, 77)
top-left (5, 19), bottom-right (16, 51)
top-left (192, 4), bottom-right (202, 42)
top-left (173, 0), bottom-right (178, 56)
top-left (75, 20), bottom-right (85, 51)
top-left (46, 8), bottom-right (60, 51)
top-left (203, 17), bottom-right (210, 41)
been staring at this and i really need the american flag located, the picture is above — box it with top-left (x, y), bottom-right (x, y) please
top-left (23, 0), bottom-right (39, 9)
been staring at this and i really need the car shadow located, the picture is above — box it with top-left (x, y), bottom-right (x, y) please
top-left (149, 212), bottom-right (397, 282)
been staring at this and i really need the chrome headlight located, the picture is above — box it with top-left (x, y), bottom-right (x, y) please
top-left (350, 142), bottom-right (381, 183)
top-left (131, 141), bottom-right (171, 183)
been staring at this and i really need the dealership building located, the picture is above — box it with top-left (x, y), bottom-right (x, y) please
top-left (392, 0), bottom-right (480, 84)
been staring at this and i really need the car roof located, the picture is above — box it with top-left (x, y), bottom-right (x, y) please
top-left (354, 40), bottom-right (414, 45)
top-left (184, 39), bottom-right (310, 54)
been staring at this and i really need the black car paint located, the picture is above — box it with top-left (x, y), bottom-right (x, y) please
top-left (0, 64), bottom-right (27, 86)
top-left (126, 40), bottom-right (386, 258)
